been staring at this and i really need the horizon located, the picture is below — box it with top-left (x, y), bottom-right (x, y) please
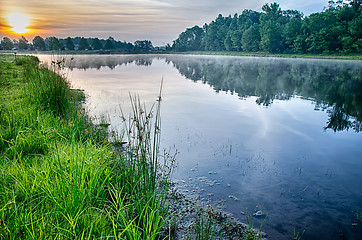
top-left (0, 0), bottom-right (338, 46)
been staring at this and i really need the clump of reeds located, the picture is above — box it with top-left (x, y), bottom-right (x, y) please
top-left (110, 79), bottom-right (177, 238)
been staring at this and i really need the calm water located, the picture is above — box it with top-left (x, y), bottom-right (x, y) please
top-left (37, 54), bottom-right (362, 240)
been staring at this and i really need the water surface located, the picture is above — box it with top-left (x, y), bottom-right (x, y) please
top-left (37, 54), bottom-right (362, 240)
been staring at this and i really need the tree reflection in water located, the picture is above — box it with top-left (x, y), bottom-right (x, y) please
top-left (63, 55), bottom-right (362, 132)
top-left (168, 56), bottom-right (362, 132)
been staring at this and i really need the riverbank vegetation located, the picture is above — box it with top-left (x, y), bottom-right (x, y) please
top-left (171, 1), bottom-right (362, 56)
top-left (0, 54), bottom-right (172, 239)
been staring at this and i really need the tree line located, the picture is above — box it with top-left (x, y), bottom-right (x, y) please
top-left (0, 36), bottom-right (155, 51)
top-left (171, 0), bottom-right (362, 54)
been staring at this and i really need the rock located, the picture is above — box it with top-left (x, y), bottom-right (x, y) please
top-left (253, 210), bottom-right (264, 217)
top-left (228, 195), bottom-right (239, 201)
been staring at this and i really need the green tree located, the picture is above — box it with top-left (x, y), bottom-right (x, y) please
top-left (259, 3), bottom-right (284, 53)
top-left (260, 21), bottom-right (283, 53)
top-left (134, 40), bottom-right (153, 50)
top-left (342, 1), bottom-right (362, 53)
top-left (224, 30), bottom-right (243, 51)
top-left (32, 36), bottom-right (46, 51)
top-left (202, 14), bottom-right (229, 51)
top-left (103, 37), bottom-right (115, 50)
top-left (282, 12), bottom-right (303, 53)
top-left (18, 36), bottom-right (28, 50)
top-left (347, 13), bottom-right (362, 53)
top-left (65, 37), bottom-right (75, 50)
top-left (304, 6), bottom-right (343, 54)
top-left (91, 38), bottom-right (103, 50)
top-left (1, 37), bottom-right (14, 50)
top-left (48, 37), bottom-right (63, 51)
top-left (242, 24), bottom-right (260, 52)
top-left (172, 25), bottom-right (204, 51)
top-left (78, 37), bottom-right (90, 50)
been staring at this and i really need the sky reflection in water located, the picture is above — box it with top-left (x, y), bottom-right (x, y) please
top-left (37, 54), bottom-right (362, 240)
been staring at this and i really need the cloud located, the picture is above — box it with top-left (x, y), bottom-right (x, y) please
top-left (268, 0), bottom-right (328, 15)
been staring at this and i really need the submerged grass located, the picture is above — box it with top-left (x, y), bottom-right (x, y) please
top-left (0, 54), bottom-right (172, 239)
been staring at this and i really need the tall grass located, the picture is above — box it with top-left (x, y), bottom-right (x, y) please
top-left (24, 58), bottom-right (70, 116)
top-left (0, 55), bottom-right (172, 239)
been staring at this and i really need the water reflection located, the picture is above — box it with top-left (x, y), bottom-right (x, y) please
top-left (63, 54), bottom-right (362, 132)
top-left (64, 54), bottom-right (157, 70)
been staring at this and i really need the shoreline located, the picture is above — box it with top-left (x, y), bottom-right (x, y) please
top-left (1, 50), bottom-right (361, 60)
top-left (166, 180), bottom-right (268, 240)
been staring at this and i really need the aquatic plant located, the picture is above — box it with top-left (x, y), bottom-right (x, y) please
top-left (293, 228), bottom-right (305, 240)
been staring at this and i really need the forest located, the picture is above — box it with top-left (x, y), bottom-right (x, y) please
top-left (0, 35), bottom-right (154, 52)
top-left (171, 1), bottom-right (362, 54)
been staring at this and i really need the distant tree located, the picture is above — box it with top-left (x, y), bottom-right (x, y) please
top-left (32, 36), bottom-right (46, 51)
top-left (134, 40), bottom-right (153, 50)
top-left (91, 38), bottom-right (103, 50)
top-left (18, 36), bottom-right (28, 50)
top-left (103, 37), bottom-right (115, 50)
top-left (224, 30), bottom-right (243, 51)
top-left (65, 37), bottom-right (75, 50)
top-left (172, 25), bottom-right (204, 51)
top-left (223, 32), bottom-right (234, 51)
top-left (48, 37), bottom-right (63, 50)
top-left (242, 24), bottom-right (261, 52)
top-left (1, 37), bottom-right (14, 50)
top-left (114, 41), bottom-right (133, 50)
top-left (78, 37), bottom-right (90, 50)
top-left (202, 14), bottom-right (229, 51)
top-left (282, 11), bottom-right (303, 53)
top-left (259, 3), bottom-right (284, 53)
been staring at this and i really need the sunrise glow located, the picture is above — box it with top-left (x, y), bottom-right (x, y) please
top-left (5, 12), bottom-right (31, 34)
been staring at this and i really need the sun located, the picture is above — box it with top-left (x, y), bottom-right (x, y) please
top-left (5, 12), bottom-right (31, 34)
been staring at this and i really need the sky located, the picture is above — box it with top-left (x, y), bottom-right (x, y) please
top-left (0, 0), bottom-right (332, 46)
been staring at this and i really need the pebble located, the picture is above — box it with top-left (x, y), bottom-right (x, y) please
top-left (253, 210), bottom-right (264, 216)
top-left (228, 195), bottom-right (239, 201)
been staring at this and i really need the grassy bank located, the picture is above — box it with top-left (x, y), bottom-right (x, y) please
top-left (0, 54), bottom-right (172, 239)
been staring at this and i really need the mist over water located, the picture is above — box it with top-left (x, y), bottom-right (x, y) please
top-left (37, 54), bottom-right (362, 240)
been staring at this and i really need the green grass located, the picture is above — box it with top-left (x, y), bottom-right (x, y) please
top-left (0, 54), bottom-right (172, 239)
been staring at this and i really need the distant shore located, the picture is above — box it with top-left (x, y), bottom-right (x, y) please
top-left (1, 50), bottom-right (361, 60)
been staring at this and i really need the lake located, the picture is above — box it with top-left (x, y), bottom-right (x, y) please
top-left (37, 54), bottom-right (362, 240)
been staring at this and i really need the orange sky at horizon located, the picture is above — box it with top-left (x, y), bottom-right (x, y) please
top-left (0, 6), bottom-right (53, 40)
